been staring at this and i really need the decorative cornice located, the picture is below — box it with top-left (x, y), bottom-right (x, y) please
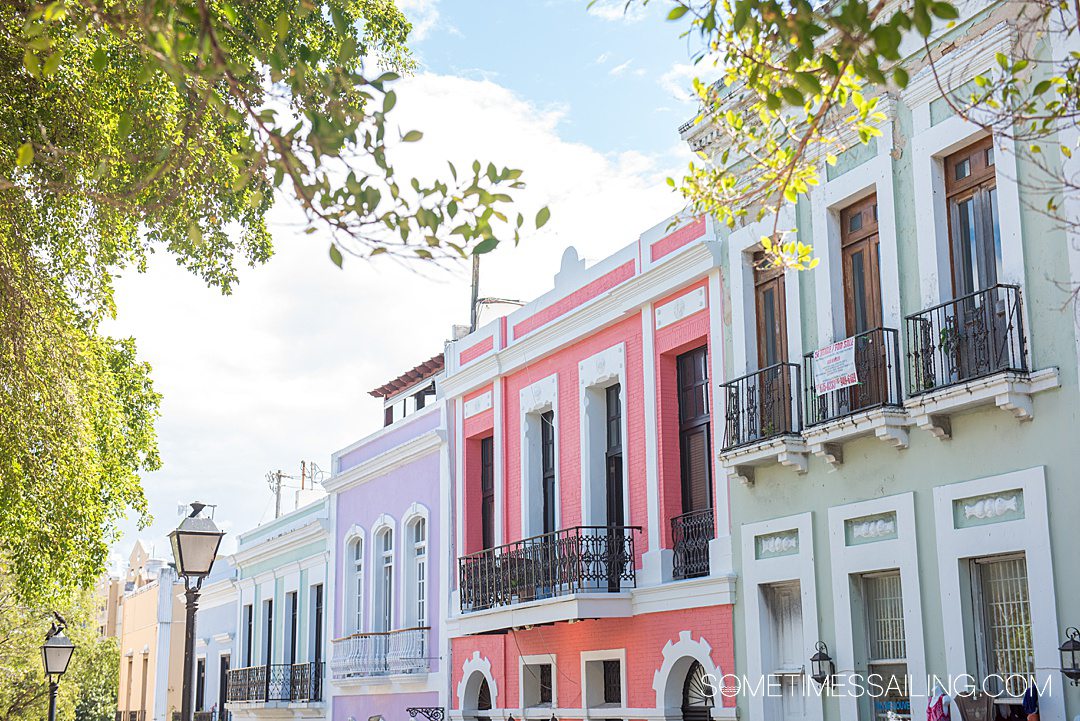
top-left (330, 403), bottom-right (441, 467)
top-left (228, 519), bottom-right (329, 570)
top-left (322, 428), bottom-right (445, 494)
top-left (900, 20), bottom-right (1015, 109)
top-left (442, 242), bottom-right (723, 398)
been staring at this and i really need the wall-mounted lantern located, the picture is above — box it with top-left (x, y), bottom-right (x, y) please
top-left (810, 641), bottom-right (835, 687)
top-left (1060, 627), bottom-right (1080, 685)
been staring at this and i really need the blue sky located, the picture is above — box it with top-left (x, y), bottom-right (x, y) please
top-left (107, 0), bottom-right (704, 566)
top-left (404, 0), bottom-right (699, 157)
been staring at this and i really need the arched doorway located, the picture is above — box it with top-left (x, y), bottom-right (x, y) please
top-left (477, 678), bottom-right (492, 713)
top-left (681, 660), bottom-right (714, 721)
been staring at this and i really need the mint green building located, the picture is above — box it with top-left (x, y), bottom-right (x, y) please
top-left (681, 2), bottom-right (1080, 720)
top-left (225, 497), bottom-right (330, 721)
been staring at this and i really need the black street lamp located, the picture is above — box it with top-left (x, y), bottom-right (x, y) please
top-left (170, 502), bottom-right (224, 721)
top-left (1060, 627), bottom-right (1080, 685)
top-left (41, 616), bottom-right (75, 721)
top-left (810, 641), bottom-right (835, 688)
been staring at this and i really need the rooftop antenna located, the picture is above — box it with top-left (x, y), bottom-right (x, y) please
top-left (469, 254), bottom-right (480, 331)
top-left (265, 470), bottom-right (285, 519)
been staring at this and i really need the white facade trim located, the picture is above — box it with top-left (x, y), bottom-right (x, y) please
top-left (827, 492), bottom-right (927, 720)
top-left (740, 512), bottom-right (822, 721)
top-left (578, 343), bottom-right (630, 528)
top-left (932, 466), bottom-right (1063, 720)
top-left (323, 429), bottom-right (444, 494)
top-left (464, 391), bottom-right (493, 418)
top-left (519, 373), bottom-right (560, 537)
top-left (727, 206), bottom-right (803, 376)
top-left (639, 301), bottom-right (669, 585)
top-left (580, 648), bottom-right (628, 709)
top-left (655, 287), bottom-right (707, 329)
top-left (518, 653), bottom-right (559, 710)
top-left (457, 651), bottom-right (498, 711)
top-left (652, 631), bottom-right (723, 713)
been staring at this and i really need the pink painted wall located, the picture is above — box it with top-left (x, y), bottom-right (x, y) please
top-left (450, 606), bottom-right (736, 712)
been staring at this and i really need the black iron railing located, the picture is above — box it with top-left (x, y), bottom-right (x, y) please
top-left (905, 284), bottom-right (1027, 396)
top-left (193, 713), bottom-right (214, 721)
top-left (671, 508), bottom-right (714, 580)
top-left (226, 662), bottom-right (322, 703)
top-left (458, 525), bottom-right (640, 612)
top-left (720, 363), bottom-right (802, 451)
top-left (804, 327), bottom-right (903, 426)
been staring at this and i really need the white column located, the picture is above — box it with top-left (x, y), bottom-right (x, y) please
top-left (639, 303), bottom-right (671, 584)
top-left (493, 379), bottom-right (505, 545)
top-left (707, 268), bottom-right (733, 574)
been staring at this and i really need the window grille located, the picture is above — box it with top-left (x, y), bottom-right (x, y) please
top-left (865, 571), bottom-right (906, 662)
top-left (539, 664), bottom-right (553, 704)
top-left (603, 660), bottom-right (622, 705)
top-left (974, 555), bottom-right (1033, 697)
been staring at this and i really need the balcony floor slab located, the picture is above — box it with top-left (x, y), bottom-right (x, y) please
top-left (718, 435), bottom-right (809, 486)
top-left (449, 591), bottom-right (632, 635)
top-left (802, 406), bottom-right (910, 468)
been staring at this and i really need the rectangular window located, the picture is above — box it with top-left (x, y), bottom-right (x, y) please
top-left (677, 346), bottom-right (711, 514)
top-left (971, 554), bottom-right (1033, 700)
top-left (603, 659), bottom-right (622, 705)
top-left (311, 584), bottom-right (324, 664)
top-left (242, 604), bottom-right (253, 667)
top-left (523, 662), bottom-right (555, 707)
top-left (218, 655), bottom-right (230, 721)
top-left (262, 599), bottom-right (273, 664)
top-left (753, 253), bottom-right (788, 367)
top-left (946, 137), bottom-right (1000, 296)
top-left (862, 571), bottom-right (909, 721)
top-left (841, 195), bottom-right (883, 335)
top-left (541, 411), bottom-right (556, 535)
top-left (605, 384), bottom-right (623, 528)
top-left (195, 657), bottom-right (206, 710)
top-left (480, 436), bottom-right (495, 549)
top-left (286, 591), bottom-right (298, 664)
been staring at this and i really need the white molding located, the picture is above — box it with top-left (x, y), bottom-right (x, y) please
top-left (519, 653), bottom-right (559, 710)
top-left (639, 302), bottom-right (668, 585)
top-left (630, 574), bottom-right (736, 616)
top-left (464, 392), bottom-right (493, 418)
top-left (323, 429), bottom-right (444, 494)
top-left (520, 373), bottom-right (560, 538)
top-left (369, 514), bottom-right (396, 632)
top-left (580, 648), bottom-right (628, 709)
top-left (652, 631), bottom-right (724, 714)
top-left (827, 492), bottom-right (927, 720)
top-left (740, 512), bottom-right (822, 721)
top-left (900, 21), bottom-right (1015, 113)
top-left (229, 519), bottom-right (329, 569)
top-left (578, 344), bottom-right (630, 529)
top-left (331, 403), bottom-right (441, 471)
top-left (932, 466), bottom-right (1063, 720)
top-left (441, 242), bottom-right (723, 400)
top-left (727, 206), bottom-right (802, 377)
top-left (398, 503), bottom-right (430, 629)
top-left (494, 379), bottom-right (506, 545)
top-left (802, 407), bottom-right (911, 467)
top-left (447, 593), bottom-right (633, 636)
top-left (706, 268), bottom-right (733, 574)
top-left (655, 287), bottom-right (707, 329)
top-left (457, 651), bottom-right (498, 711)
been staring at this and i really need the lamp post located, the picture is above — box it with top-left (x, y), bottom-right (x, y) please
top-left (170, 502), bottom-right (225, 721)
top-left (41, 616), bottom-right (76, 721)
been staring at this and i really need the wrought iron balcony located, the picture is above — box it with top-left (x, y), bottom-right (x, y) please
top-left (226, 662), bottom-right (323, 704)
top-left (720, 363), bottom-right (803, 451)
top-left (804, 327), bottom-right (903, 426)
top-left (906, 284), bottom-right (1027, 396)
top-left (458, 525), bottom-right (640, 613)
top-left (330, 626), bottom-right (429, 679)
top-left (671, 508), bottom-right (714, 580)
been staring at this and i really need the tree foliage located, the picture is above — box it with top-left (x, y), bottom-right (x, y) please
top-left (638, 0), bottom-right (1080, 266)
top-left (0, 570), bottom-right (114, 721)
top-left (2, 0), bottom-right (545, 603)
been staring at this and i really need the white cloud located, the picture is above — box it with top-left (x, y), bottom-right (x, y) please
top-left (587, 0), bottom-right (648, 23)
top-left (609, 59), bottom-right (634, 76)
top-left (595, 52), bottom-right (610, 64)
top-left (398, 0), bottom-right (441, 41)
top-left (106, 71), bottom-right (681, 557)
top-left (659, 54), bottom-right (726, 103)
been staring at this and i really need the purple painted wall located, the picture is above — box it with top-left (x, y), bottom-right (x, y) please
top-left (332, 406), bottom-right (443, 675)
top-left (336, 405), bottom-right (441, 472)
top-left (334, 691), bottom-right (439, 720)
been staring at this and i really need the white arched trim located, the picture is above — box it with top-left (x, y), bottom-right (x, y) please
top-left (399, 501), bottom-right (431, 534)
top-left (652, 630), bottom-right (723, 713)
top-left (369, 513), bottom-right (396, 631)
top-left (457, 651), bottom-right (498, 711)
top-left (341, 524), bottom-right (366, 633)
top-left (398, 502), bottom-right (431, 628)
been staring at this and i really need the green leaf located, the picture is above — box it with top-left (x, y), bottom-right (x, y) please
top-left (92, 48), bottom-right (108, 72)
top-left (472, 238), bottom-right (499, 254)
top-left (402, 130), bottom-right (423, 142)
top-left (15, 142), bottom-right (34, 166)
top-left (329, 244), bottom-right (343, 268)
top-left (383, 90), bottom-right (397, 113)
top-left (892, 67), bottom-right (909, 88)
top-left (930, 2), bottom-right (959, 19)
top-left (535, 206), bottom-right (551, 229)
top-left (780, 86), bottom-right (805, 106)
top-left (667, 5), bottom-right (689, 20)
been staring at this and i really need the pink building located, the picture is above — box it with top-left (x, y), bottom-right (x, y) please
top-left (443, 217), bottom-right (737, 721)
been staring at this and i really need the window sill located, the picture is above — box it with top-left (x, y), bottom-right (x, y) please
top-left (802, 406), bottom-right (909, 469)
top-left (904, 367), bottom-right (1059, 439)
top-left (718, 435), bottom-right (808, 486)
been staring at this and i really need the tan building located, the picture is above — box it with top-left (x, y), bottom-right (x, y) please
top-left (94, 573), bottom-right (123, 638)
top-left (116, 541), bottom-right (187, 721)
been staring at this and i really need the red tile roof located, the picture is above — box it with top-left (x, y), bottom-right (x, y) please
top-left (368, 353), bottom-right (445, 398)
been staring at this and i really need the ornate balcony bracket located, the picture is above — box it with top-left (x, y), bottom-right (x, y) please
top-left (407, 708), bottom-right (446, 721)
top-left (802, 407), bottom-right (910, 469)
top-left (720, 436), bottom-right (808, 486)
top-left (905, 368), bottom-right (1059, 441)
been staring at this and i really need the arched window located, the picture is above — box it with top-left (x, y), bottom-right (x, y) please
top-left (406, 518), bottom-right (428, 628)
top-left (681, 661), bottom-right (714, 721)
top-left (350, 537), bottom-right (364, 632)
top-left (375, 528), bottom-right (394, 631)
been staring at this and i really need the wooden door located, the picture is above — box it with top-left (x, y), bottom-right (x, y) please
top-left (840, 195), bottom-right (885, 411)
